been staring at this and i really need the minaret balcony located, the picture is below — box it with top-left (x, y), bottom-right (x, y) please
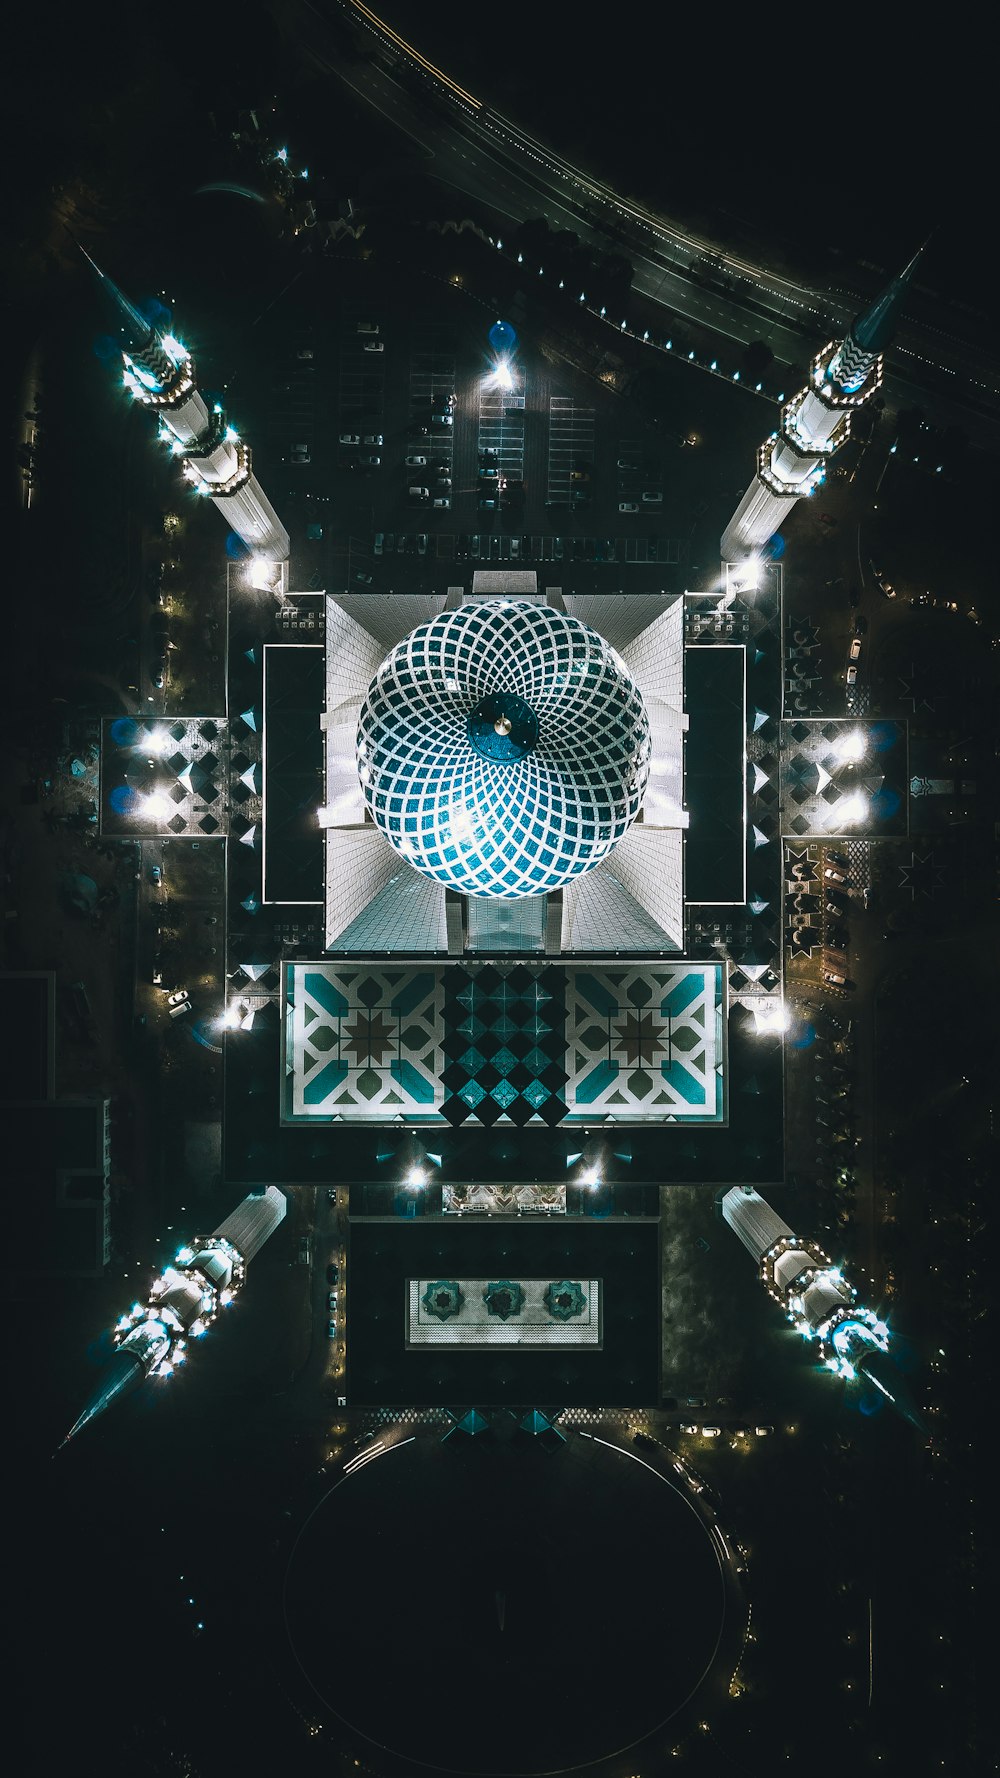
top-left (757, 438), bottom-right (825, 499)
top-left (184, 437), bottom-right (253, 498)
top-left (123, 353), bottom-right (195, 410)
top-left (781, 396), bottom-right (851, 458)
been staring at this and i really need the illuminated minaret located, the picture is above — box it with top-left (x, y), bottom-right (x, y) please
top-left (722, 1185), bottom-right (922, 1426)
top-left (60, 1187), bottom-right (286, 1447)
top-left (85, 248), bottom-right (289, 565)
top-left (721, 247), bottom-right (925, 562)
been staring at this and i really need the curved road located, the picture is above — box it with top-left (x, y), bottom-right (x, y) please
top-left (293, 0), bottom-right (1000, 443)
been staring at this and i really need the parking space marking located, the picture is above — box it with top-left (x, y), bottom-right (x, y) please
top-left (547, 395), bottom-right (594, 502)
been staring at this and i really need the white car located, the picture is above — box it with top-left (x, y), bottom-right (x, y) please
top-left (405, 455), bottom-right (427, 467)
top-left (363, 340), bottom-right (384, 354)
top-left (618, 501), bottom-right (639, 513)
top-left (846, 665), bottom-right (858, 686)
top-left (641, 491), bottom-right (663, 504)
top-left (702, 1425), bottom-right (721, 1437)
top-left (849, 637), bottom-right (862, 662)
top-left (339, 434), bottom-right (361, 445)
top-left (433, 497), bottom-right (450, 508)
top-left (363, 434), bottom-right (383, 446)
top-left (167, 988), bottom-right (189, 1007)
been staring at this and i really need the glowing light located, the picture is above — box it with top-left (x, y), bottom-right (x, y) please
top-left (224, 425), bottom-right (239, 444)
top-left (248, 557), bottom-right (274, 590)
top-left (275, 147), bottom-right (289, 163)
top-left (752, 999), bottom-right (790, 1034)
top-left (145, 729), bottom-right (170, 756)
top-left (406, 1167), bottom-right (427, 1187)
top-left (833, 728), bottom-right (867, 763)
top-left (142, 793), bottom-right (171, 820)
top-left (581, 1167), bottom-right (600, 1187)
top-left (834, 791), bottom-right (869, 826)
top-left (161, 335), bottom-right (186, 365)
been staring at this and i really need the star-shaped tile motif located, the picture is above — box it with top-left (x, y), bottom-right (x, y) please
top-left (612, 1010), bottom-right (668, 1067)
top-left (341, 1009), bottom-right (397, 1066)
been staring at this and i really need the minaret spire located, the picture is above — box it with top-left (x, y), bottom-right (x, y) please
top-left (80, 243), bottom-right (290, 566)
top-left (850, 239), bottom-right (927, 354)
top-left (721, 240), bottom-right (928, 562)
top-left (74, 236), bottom-right (157, 352)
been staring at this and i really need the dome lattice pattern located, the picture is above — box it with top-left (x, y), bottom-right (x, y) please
top-left (356, 602), bottom-right (650, 899)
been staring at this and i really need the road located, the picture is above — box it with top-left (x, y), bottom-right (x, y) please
top-left (294, 0), bottom-right (1000, 444)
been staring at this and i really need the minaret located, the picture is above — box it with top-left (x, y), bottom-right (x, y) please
top-left (85, 248), bottom-right (290, 565)
top-left (720, 247), bottom-right (925, 562)
top-left (722, 1185), bottom-right (922, 1426)
top-left (60, 1187), bottom-right (286, 1447)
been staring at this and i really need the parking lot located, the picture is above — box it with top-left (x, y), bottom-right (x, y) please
top-left (257, 272), bottom-right (711, 594)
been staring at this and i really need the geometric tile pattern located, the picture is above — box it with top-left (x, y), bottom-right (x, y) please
top-left (439, 964), bottom-right (567, 1128)
top-left (100, 716), bottom-right (232, 837)
top-left (565, 965), bottom-right (724, 1121)
top-left (285, 961), bottom-right (724, 1125)
top-left (288, 967), bottom-right (444, 1119)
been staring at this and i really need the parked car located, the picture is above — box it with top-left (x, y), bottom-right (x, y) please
top-left (356, 321), bottom-right (379, 335)
top-left (409, 486), bottom-right (429, 501)
top-left (618, 501), bottom-right (639, 513)
top-left (168, 999), bottom-right (191, 1020)
top-left (326, 1263), bottom-right (339, 1285)
top-left (849, 638), bottom-right (862, 662)
top-left (824, 865), bottom-right (848, 885)
top-left (822, 969), bottom-right (848, 987)
top-left (825, 887), bottom-right (851, 913)
top-left (432, 413), bottom-right (453, 426)
top-left (167, 988), bottom-right (189, 1007)
top-left (374, 532), bottom-right (385, 555)
top-left (363, 434), bottom-right (383, 445)
top-left (327, 1321), bottom-right (336, 1338)
top-left (433, 497), bottom-right (450, 508)
top-left (405, 455), bottom-right (427, 467)
top-left (339, 433), bottom-right (361, 445)
top-left (361, 455), bottom-right (380, 468)
top-left (363, 340), bottom-right (384, 354)
top-left (846, 665), bottom-right (858, 686)
top-left (328, 1291), bottom-right (338, 1312)
top-left (617, 458), bottom-right (640, 470)
top-left (149, 864), bottom-right (162, 885)
top-left (641, 491), bottom-right (663, 504)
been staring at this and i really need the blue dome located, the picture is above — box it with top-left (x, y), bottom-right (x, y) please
top-left (357, 602), bottom-right (650, 899)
